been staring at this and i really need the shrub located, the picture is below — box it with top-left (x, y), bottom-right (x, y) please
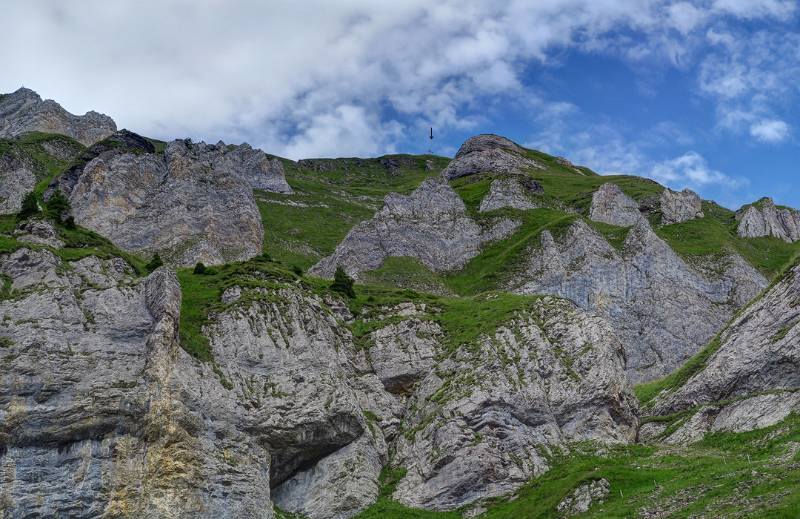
top-left (260, 252), bottom-right (272, 261)
top-left (291, 265), bottom-right (303, 276)
top-left (45, 190), bottom-right (71, 221)
top-left (330, 266), bottom-right (356, 298)
top-left (146, 253), bottom-right (163, 272)
top-left (17, 192), bottom-right (39, 220)
top-left (193, 262), bottom-right (207, 275)
top-left (64, 216), bottom-right (76, 229)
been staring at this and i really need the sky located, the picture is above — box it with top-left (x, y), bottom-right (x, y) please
top-left (1, 0), bottom-right (798, 209)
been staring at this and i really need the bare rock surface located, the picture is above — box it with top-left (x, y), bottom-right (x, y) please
top-left (309, 178), bottom-right (520, 278)
top-left (660, 188), bottom-right (704, 225)
top-left (736, 197), bottom-right (800, 242)
top-left (54, 132), bottom-right (266, 266)
top-left (479, 176), bottom-right (541, 212)
top-left (442, 134), bottom-right (543, 179)
top-left (0, 87), bottom-right (116, 146)
top-left (0, 149), bottom-right (37, 214)
top-left (508, 219), bottom-right (767, 382)
top-left (589, 183), bottom-right (644, 227)
top-left (652, 260), bottom-right (800, 419)
top-left (13, 219), bottom-right (64, 248)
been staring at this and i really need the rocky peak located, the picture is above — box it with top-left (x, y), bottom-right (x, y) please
top-left (589, 183), bottom-right (643, 227)
top-left (441, 134), bottom-right (543, 179)
top-left (0, 87), bottom-right (116, 146)
top-left (736, 197), bottom-right (800, 242)
top-left (660, 188), bottom-right (704, 225)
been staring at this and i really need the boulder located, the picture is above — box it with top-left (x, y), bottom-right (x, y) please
top-left (660, 188), bottom-right (704, 225)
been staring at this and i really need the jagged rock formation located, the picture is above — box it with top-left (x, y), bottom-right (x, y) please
top-left (660, 188), bottom-right (704, 225)
top-left (557, 479), bottom-right (610, 517)
top-left (589, 183), bottom-right (643, 227)
top-left (219, 143), bottom-right (292, 194)
top-left (390, 298), bottom-right (637, 510)
top-left (646, 260), bottom-right (800, 441)
top-left (736, 197), bottom-right (800, 242)
top-left (0, 248), bottom-right (638, 518)
top-left (0, 149), bottom-right (36, 215)
top-left (13, 219), bottom-right (64, 248)
top-left (478, 176), bottom-right (542, 212)
top-left (508, 219), bottom-right (767, 382)
top-left (53, 131), bottom-right (268, 266)
top-left (0, 87), bottom-right (116, 146)
top-left (442, 134), bottom-right (543, 180)
top-left (309, 178), bottom-right (520, 278)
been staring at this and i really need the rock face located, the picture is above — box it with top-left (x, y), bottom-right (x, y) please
top-left (0, 248), bottom-right (638, 518)
top-left (508, 219), bottom-right (767, 382)
top-left (736, 198), bottom-right (800, 242)
top-left (309, 178), bottom-right (520, 278)
top-left (54, 132), bottom-right (265, 266)
top-left (0, 149), bottom-right (36, 215)
top-left (660, 188), bottom-right (704, 225)
top-left (390, 298), bottom-right (637, 510)
top-left (0, 87), bottom-right (116, 146)
top-left (442, 134), bottom-right (543, 180)
top-left (651, 260), bottom-right (800, 429)
top-left (218, 143), bottom-right (292, 194)
top-left (589, 183), bottom-right (643, 227)
top-left (478, 176), bottom-right (541, 212)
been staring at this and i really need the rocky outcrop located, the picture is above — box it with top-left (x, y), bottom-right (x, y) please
top-left (218, 143), bottom-right (292, 194)
top-left (736, 198), bottom-right (800, 242)
top-left (508, 219), bottom-right (767, 382)
top-left (557, 479), bottom-right (610, 517)
top-left (309, 178), bottom-right (520, 278)
top-left (589, 183), bottom-right (643, 227)
top-left (54, 132), bottom-right (266, 266)
top-left (660, 188), bottom-right (704, 225)
top-left (13, 219), bottom-right (64, 248)
top-left (442, 134), bottom-right (543, 180)
top-left (478, 176), bottom-right (542, 212)
top-left (0, 247), bottom-right (638, 518)
top-left (650, 260), bottom-right (800, 428)
top-left (0, 87), bottom-right (116, 146)
top-left (0, 148), bottom-right (36, 215)
top-left (390, 298), bottom-right (637, 510)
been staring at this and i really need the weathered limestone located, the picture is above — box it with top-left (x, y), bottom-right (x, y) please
top-left (589, 183), bottom-right (643, 227)
top-left (660, 188), bottom-right (704, 225)
top-left (478, 176), bottom-right (542, 212)
top-left (736, 198), bottom-right (800, 242)
top-left (442, 134), bottom-right (543, 180)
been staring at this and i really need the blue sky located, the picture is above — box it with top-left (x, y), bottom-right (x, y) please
top-left (1, 0), bottom-right (798, 209)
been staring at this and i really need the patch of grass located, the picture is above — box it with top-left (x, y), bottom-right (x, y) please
top-left (361, 256), bottom-right (451, 295)
top-left (587, 220), bottom-right (631, 250)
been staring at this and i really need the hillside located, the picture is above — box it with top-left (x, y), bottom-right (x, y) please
top-left (1, 89), bottom-right (800, 519)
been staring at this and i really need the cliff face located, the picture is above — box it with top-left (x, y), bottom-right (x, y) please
top-left (736, 197), bottom-right (800, 242)
top-left (0, 247), bottom-right (637, 518)
top-left (0, 88), bottom-right (116, 146)
top-left (441, 134), bottom-right (543, 180)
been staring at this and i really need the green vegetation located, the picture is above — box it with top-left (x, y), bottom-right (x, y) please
top-left (353, 413), bottom-right (800, 518)
top-left (361, 256), bottom-right (451, 294)
top-left (17, 192), bottom-right (39, 220)
top-left (146, 253), bottom-right (163, 272)
top-left (331, 266), bottom-right (356, 298)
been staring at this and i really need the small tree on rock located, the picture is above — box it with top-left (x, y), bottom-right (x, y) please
top-left (45, 190), bottom-right (71, 221)
top-left (330, 266), bottom-right (356, 298)
top-left (17, 192), bottom-right (39, 220)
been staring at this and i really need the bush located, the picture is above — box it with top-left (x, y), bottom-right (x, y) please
top-left (330, 266), bottom-right (356, 298)
top-left (17, 192), bottom-right (39, 220)
top-left (291, 265), bottom-right (303, 276)
top-left (45, 190), bottom-right (70, 221)
top-left (193, 262), bottom-right (207, 275)
top-left (146, 253), bottom-right (163, 272)
top-left (260, 252), bottom-right (272, 261)
top-left (64, 216), bottom-right (76, 229)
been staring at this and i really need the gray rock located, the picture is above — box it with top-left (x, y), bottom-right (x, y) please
top-left (508, 219), bottom-right (767, 382)
top-left (0, 87), bottom-right (116, 146)
top-left (652, 260), bottom-right (800, 416)
top-left (0, 149), bottom-right (36, 215)
top-left (309, 178), bottom-right (520, 278)
top-left (218, 142), bottom-right (293, 194)
top-left (557, 478), bottom-right (610, 517)
top-left (589, 183), bottom-right (643, 227)
top-left (736, 198), bottom-right (800, 242)
top-left (660, 188), bottom-right (704, 225)
top-left (442, 134), bottom-right (543, 180)
top-left (478, 177), bottom-right (541, 212)
top-left (14, 219), bottom-right (64, 248)
top-left (368, 317), bottom-right (440, 393)
top-left (391, 298), bottom-right (637, 510)
top-left (58, 134), bottom-right (265, 266)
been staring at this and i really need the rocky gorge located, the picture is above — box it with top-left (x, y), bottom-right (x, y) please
top-left (2, 90), bottom-right (800, 518)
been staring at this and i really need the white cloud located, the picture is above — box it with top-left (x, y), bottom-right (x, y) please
top-left (650, 151), bottom-right (746, 187)
top-left (749, 119), bottom-right (790, 143)
top-left (0, 0), bottom-right (795, 159)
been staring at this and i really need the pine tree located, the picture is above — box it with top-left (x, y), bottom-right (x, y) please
top-left (17, 192), bottom-right (39, 220)
top-left (330, 266), bottom-right (356, 298)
